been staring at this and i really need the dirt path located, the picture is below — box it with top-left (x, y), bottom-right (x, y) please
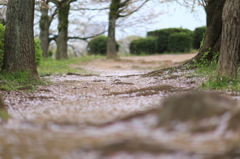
top-left (1, 53), bottom-right (240, 159)
top-left (79, 54), bottom-right (196, 74)
top-left (6, 54), bottom-right (197, 124)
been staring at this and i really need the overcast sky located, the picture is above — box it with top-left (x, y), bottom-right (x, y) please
top-left (115, 2), bottom-right (206, 40)
top-left (153, 5), bottom-right (205, 29)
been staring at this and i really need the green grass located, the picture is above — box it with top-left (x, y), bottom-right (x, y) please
top-left (0, 55), bottom-right (105, 91)
top-left (193, 61), bottom-right (240, 91)
top-left (0, 109), bottom-right (10, 120)
top-left (0, 70), bottom-right (43, 91)
top-left (37, 55), bottom-right (104, 77)
top-left (202, 76), bottom-right (240, 91)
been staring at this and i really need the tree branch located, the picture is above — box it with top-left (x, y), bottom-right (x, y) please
top-left (49, 30), bottom-right (107, 42)
top-left (118, 0), bottom-right (149, 18)
top-left (70, 7), bottom-right (109, 11)
top-left (68, 30), bottom-right (107, 40)
top-left (48, 0), bottom-right (59, 6)
top-left (49, 7), bottom-right (58, 22)
top-left (119, 0), bottom-right (131, 8)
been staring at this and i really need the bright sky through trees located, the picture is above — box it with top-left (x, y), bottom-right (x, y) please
top-left (114, 2), bottom-right (206, 40)
top-left (152, 3), bottom-right (206, 31)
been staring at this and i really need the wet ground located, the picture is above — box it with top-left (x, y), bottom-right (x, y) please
top-left (1, 54), bottom-right (240, 159)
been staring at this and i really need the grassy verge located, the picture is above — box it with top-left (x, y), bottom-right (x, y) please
top-left (38, 56), bottom-right (104, 77)
top-left (0, 71), bottom-right (44, 91)
top-left (193, 61), bottom-right (240, 91)
top-left (0, 109), bottom-right (10, 120)
top-left (0, 55), bottom-right (104, 91)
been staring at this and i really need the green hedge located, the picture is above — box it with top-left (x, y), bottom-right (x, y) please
top-left (168, 32), bottom-right (192, 53)
top-left (0, 23), bottom-right (42, 68)
top-left (147, 28), bottom-right (193, 53)
top-left (193, 26), bottom-right (206, 49)
top-left (87, 36), bottom-right (119, 55)
top-left (129, 36), bottom-right (157, 55)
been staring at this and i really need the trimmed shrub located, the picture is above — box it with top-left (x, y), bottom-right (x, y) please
top-left (168, 32), bottom-right (192, 53)
top-left (87, 36), bottom-right (107, 55)
top-left (147, 29), bottom-right (168, 53)
top-left (193, 26), bottom-right (206, 49)
top-left (87, 36), bottom-right (119, 55)
top-left (34, 38), bottom-right (42, 66)
top-left (147, 28), bottom-right (193, 53)
top-left (129, 36), bottom-right (157, 55)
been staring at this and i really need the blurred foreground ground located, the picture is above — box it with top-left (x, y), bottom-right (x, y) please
top-left (1, 53), bottom-right (240, 159)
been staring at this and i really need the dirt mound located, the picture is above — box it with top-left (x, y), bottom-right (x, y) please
top-left (157, 92), bottom-right (239, 133)
top-left (159, 92), bottom-right (234, 123)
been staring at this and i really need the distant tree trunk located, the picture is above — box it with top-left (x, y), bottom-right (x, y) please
top-left (2, 0), bottom-right (39, 79)
top-left (56, 3), bottom-right (69, 60)
top-left (106, 0), bottom-right (119, 59)
top-left (188, 0), bottom-right (225, 63)
top-left (107, 14), bottom-right (119, 59)
top-left (216, 0), bottom-right (240, 78)
top-left (39, 5), bottom-right (50, 58)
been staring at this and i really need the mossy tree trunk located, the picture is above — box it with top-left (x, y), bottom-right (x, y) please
top-left (49, 0), bottom-right (76, 60)
top-left (186, 0), bottom-right (240, 79)
top-left (216, 0), bottom-right (240, 78)
top-left (56, 3), bottom-right (69, 60)
top-left (188, 0), bottom-right (225, 63)
top-left (107, 0), bottom-right (119, 59)
top-left (39, 3), bottom-right (51, 58)
top-left (2, 0), bottom-right (39, 79)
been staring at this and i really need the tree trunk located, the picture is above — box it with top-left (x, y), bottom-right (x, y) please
top-left (107, 15), bottom-right (119, 59)
top-left (56, 3), bottom-right (69, 60)
top-left (106, 0), bottom-right (119, 59)
top-left (188, 0), bottom-right (225, 63)
top-left (39, 6), bottom-right (50, 58)
top-left (216, 0), bottom-right (240, 78)
top-left (2, 0), bottom-right (39, 79)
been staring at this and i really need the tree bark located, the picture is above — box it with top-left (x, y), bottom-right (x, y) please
top-left (39, 5), bottom-right (50, 58)
top-left (216, 0), bottom-right (240, 78)
top-left (106, 0), bottom-right (119, 59)
top-left (2, 0), bottom-right (39, 79)
top-left (106, 15), bottom-right (118, 59)
top-left (188, 0), bottom-right (225, 63)
top-left (56, 3), bottom-right (69, 60)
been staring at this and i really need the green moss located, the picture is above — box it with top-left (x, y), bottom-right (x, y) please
top-left (109, 0), bottom-right (120, 15)
top-left (0, 110), bottom-right (10, 121)
top-left (0, 70), bottom-right (44, 91)
top-left (58, 4), bottom-right (70, 30)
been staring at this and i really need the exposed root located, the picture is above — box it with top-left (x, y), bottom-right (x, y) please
top-left (106, 84), bottom-right (181, 96)
top-left (141, 65), bottom-right (185, 77)
top-left (66, 72), bottom-right (99, 76)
